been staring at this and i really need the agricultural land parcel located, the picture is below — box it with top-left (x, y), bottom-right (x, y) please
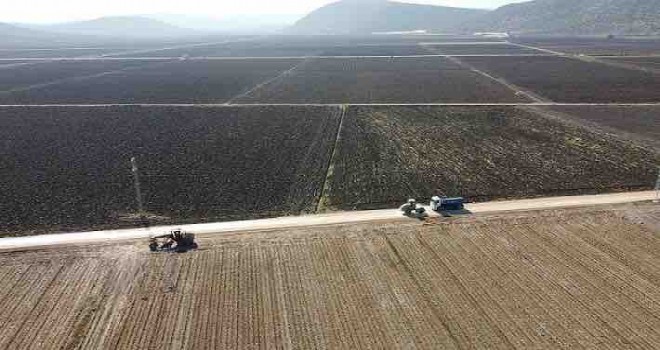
top-left (460, 56), bottom-right (660, 103)
top-left (514, 37), bottom-right (660, 56)
top-left (0, 59), bottom-right (302, 104)
top-left (0, 204), bottom-right (658, 349)
top-left (236, 56), bottom-right (530, 103)
top-left (537, 105), bottom-right (660, 151)
top-left (325, 105), bottom-right (659, 210)
top-left (0, 36), bottom-right (658, 235)
top-left (0, 106), bottom-right (340, 235)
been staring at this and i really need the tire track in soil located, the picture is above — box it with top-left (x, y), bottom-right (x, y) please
top-left (488, 217), bottom-right (637, 349)
top-left (121, 256), bottom-right (167, 349)
top-left (225, 58), bottom-right (307, 105)
top-left (353, 237), bottom-right (417, 348)
top-left (335, 238), bottom-right (391, 349)
top-left (568, 216), bottom-right (660, 288)
top-left (272, 246), bottom-right (294, 349)
top-left (8, 259), bottom-right (83, 349)
top-left (368, 234), bottom-right (443, 348)
top-left (315, 238), bottom-right (360, 349)
top-left (382, 234), bottom-right (466, 349)
top-left (309, 239), bottom-right (344, 349)
top-left (429, 225), bottom-right (586, 349)
top-left (316, 104), bottom-right (347, 212)
top-left (76, 251), bottom-right (145, 350)
top-left (57, 260), bottom-right (112, 350)
top-left (297, 241), bottom-right (329, 349)
top-left (0, 263), bottom-right (64, 349)
top-left (19, 259), bottom-right (102, 349)
top-left (411, 231), bottom-right (541, 349)
top-left (536, 221), bottom-right (660, 324)
top-left (461, 220), bottom-right (617, 349)
top-left (505, 218), bottom-right (660, 348)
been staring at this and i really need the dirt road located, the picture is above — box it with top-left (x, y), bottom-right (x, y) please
top-left (0, 191), bottom-right (655, 250)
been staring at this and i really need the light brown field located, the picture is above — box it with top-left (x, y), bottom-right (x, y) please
top-left (1, 203), bottom-right (659, 349)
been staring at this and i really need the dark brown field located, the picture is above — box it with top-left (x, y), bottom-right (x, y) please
top-left (537, 105), bottom-right (660, 150)
top-left (237, 56), bottom-right (529, 103)
top-left (460, 56), bottom-right (660, 103)
top-left (326, 105), bottom-right (658, 210)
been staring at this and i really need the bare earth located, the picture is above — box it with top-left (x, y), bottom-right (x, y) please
top-left (0, 202), bottom-right (659, 349)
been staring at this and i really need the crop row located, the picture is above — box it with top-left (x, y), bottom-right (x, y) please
top-left (1, 206), bottom-right (659, 348)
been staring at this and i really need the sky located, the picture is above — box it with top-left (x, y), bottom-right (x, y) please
top-left (1, 0), bottom-right (530, 24)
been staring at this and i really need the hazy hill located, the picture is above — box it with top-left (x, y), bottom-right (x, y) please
top-left (289, 0), bottom-right (486, 34)
top-left (42, 16), bottom-right (196, 38)
top-left (468, 0), bottom-right (660, 35)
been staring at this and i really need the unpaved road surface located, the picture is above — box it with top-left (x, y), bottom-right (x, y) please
top-left (0, 191), bottom-right (655, 250)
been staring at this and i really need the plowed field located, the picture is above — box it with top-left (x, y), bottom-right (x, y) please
top-left (326, 105), bottom-right (658, 210)
top-left (0, 204), bottom-right (658, 349)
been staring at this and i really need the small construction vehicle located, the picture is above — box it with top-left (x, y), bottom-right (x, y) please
top-left (399, 198), bottom-right (427, 218)
top-left (430, 196), bottom-right (465, 211)
top-left (149, 229), bottom-right (198, 253)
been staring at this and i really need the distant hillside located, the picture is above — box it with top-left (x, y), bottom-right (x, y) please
top-left (289, 0), bottom-right (486, 34)
top-left (468, 0), bottom-right (660, 35)
top-left (43, 16), bottom-right (195, 38)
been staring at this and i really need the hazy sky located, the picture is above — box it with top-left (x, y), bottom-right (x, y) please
top-left (2, 0), bottom-right (530, 23)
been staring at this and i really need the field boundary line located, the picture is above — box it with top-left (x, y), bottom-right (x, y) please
top-left (0, 60), bottom-right (174, 95)
top-left (0, 54), bottom-right (562, 61)
top-left (99, 37), bottom-right (258, 58)
top-left (444, 55), bottom-right (552, 103)
top-left (224, 59), bottom-right (308, 104)
top-left (316, 105), bottom-right (347, 213)
top-left (509, 41), bottom-right (660, 76)
top-left (2, 102), bottom-right (660, 107)
top-left (507, 42), bottom-right (569, 56)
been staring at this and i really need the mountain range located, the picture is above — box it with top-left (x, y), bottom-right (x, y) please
top-left (291, 0), bottom-right (660, 35)
top-left (2, 0), bottom-right (659, 43)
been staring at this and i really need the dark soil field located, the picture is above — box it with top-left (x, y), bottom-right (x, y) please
top-left (0, 59), bottom-right (302, 104)
top-left (0, 60), bottom-right (156, 92)
top-left (0, 60), bottom-right (34, 68)
top-left (515, 37), bottom-right (660, 56)
top-left (319, 44), bottom-right (431, 56)
top-left (422, 43), bottom-right (544, 55)
top-left (460, 56), bottom-right (660, 103)
top-left (603, 56), bottom-right (660, 70)
top-left (114, 42), bottom-right (321, 58)
top-left (1, 204), bottom-right (659, 349)
top-left (326, 105), bottom-right (658, 210)
top-left (537, 105), bottom-right (660, 150)
top-left (0, 105), bottom-right (340, 236)
top-left (0, 48), bottom-right (132, 59)
top-left (237, 57), bottom-right (530, 103)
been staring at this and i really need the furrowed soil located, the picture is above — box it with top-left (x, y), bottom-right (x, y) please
top-left (0, 60), bottom-right (158, 92)
top-left (237, 57), bottom-right (529, 104)
top-left (326, 105), bottom-right (658, 210)
top-left (0, 105), bottom-right (340, 236)
top-left (536, 105), bottom-right (660, 151)
top-left (0, 59), bottom-right (302, 104)
top-left (460, 56), bottom-right (660, 103)
top-left (515, 38), bottom-right (660, 56)
top-left (0, 203), bottom-right (659, 349)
